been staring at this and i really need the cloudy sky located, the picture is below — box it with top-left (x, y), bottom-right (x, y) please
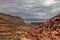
top-left (0, 0), bottom-right (60, 23)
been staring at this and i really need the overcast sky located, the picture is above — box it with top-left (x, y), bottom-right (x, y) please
top-left (0, 0), bottom-right (60, 23)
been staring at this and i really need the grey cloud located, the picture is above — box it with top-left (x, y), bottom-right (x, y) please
top-left (0, 0), bottom-right (60, 23)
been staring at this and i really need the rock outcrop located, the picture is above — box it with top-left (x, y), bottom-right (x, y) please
top-left (35, 14), bottom-right (60, 40)
top-left (0, 13), bottom-right (35, 40)
top-left (0, 13), bottom-right (60, 40)
top-left (21, 14), bottom-right (60, 40)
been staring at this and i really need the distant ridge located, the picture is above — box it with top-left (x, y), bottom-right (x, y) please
top-left (31, 22), bottom-right (44, 25)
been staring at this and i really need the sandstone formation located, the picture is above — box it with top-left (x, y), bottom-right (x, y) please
top-left (0, 13), bottom-right (60, 40)
top-left (0, 13), bottom-right (35, 40)
top-left (20, 14), bottom-right (60, 40)
top-left (34, 14), bottom-right (60, 40)
top-left (0, 13), bottom-right (24, 25)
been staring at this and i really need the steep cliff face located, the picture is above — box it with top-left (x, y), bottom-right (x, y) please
top-left (21, 14), bottom-right (60, 40)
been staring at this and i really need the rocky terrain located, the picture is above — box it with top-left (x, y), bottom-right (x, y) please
top-left (0, 13), bottom-right (60, 40)
top-left (0, 13), bottom-right (36, 40)
top-left (20, 14), bottom-right (60, 40)
top-left (0, 13), bottom-right (24, 25)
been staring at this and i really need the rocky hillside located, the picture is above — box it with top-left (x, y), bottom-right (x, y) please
top-left (0, 13), bottom-right (24, 25)
top-left (0, 13), bottom-right (60, 40)
top-left (20, 14), bottom-right (60, 40)
top-left (0, 13), bottom-right (26, 31)
top-left (0, 13), bottom-right (36, 40)
top-left (34, 14), bottom-right (60, 40)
